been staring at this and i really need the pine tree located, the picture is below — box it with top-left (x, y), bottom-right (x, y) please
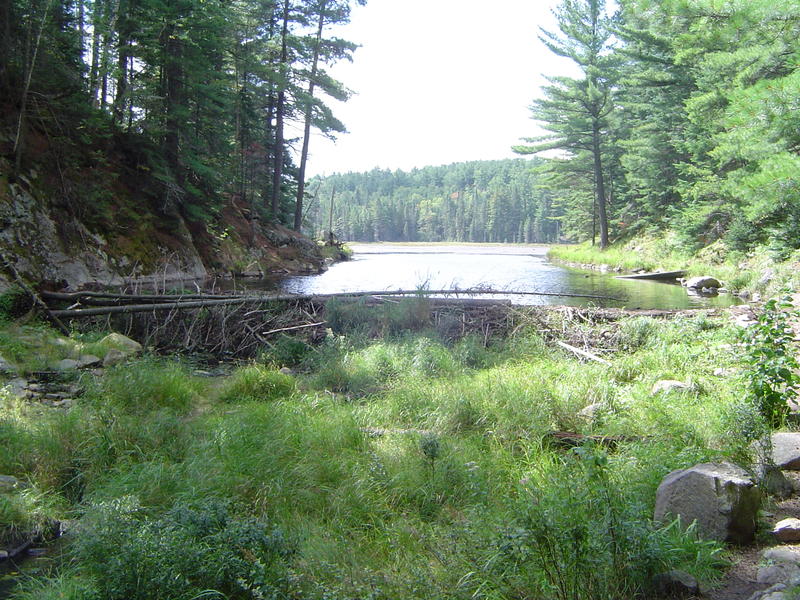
top-left (515, 0), bottom-right (617, 247)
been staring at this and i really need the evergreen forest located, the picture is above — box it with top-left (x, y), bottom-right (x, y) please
top-left (1, 0), bottom-right (362, 230)
top-left (310, 0), bottom-right (800, 260)
top-left (306, 160), bottom-right (561, 243)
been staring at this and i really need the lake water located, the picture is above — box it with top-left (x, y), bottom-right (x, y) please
top-left (277, 244), bottom-right (740, 310)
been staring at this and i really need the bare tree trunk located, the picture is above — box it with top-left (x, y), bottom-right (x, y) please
top-left (294, 0), bottom-right (327, 232)
top-left (270, 0), bottom-right (290, 221)
top-left (89, 0), bottom-right (103, 103)
top-left (0, 0), bottom-right (12, 88)
top-left (112, 0), bottom-right (129, 124)
top-left (98, 0), bottom-right (120, 110)
top-left (14, 0), bottom-right (52, 177)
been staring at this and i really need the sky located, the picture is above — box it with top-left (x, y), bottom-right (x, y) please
top-left (303, 0), bottom-right (575, 176)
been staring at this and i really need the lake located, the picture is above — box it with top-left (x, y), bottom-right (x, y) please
top-left (276, 244), bottom-right (740, 310)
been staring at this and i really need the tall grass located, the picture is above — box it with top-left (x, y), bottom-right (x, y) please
top-left (0, 311), bottom-right (757, 599)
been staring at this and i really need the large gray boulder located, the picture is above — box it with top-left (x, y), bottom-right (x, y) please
top-left (769, 433), bottom-right (800, 470)
top-left (654, 462), bottom-right (760, 544)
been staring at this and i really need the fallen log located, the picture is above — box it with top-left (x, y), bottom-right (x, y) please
top-left (555, 340), bottom-right (611, 365)
top-left (49, 288), bottom-right (623, 319)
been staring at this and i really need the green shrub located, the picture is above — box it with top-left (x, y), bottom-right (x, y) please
top-left (218, 364), bottom-right (296, 403)
top-left (75, 497), bottom-right (294, 600)
top-left (742, 296), bottom-right (799, 427)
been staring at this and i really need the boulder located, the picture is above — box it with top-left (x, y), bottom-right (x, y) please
top-left (99, 333), bottom-right (143, 356)
top-left (757, 463), bottom-right (794, 499)
top-left (54, 358), bottom-right (79, 371)
top-left (685, 276), bottom-right (722, 289)
top-left (773, 518), bottom-right (800, 542)
top-left (654, 462), bottom-right (760, 544)
top-left (76, 354), bottom-right (102, 368)
top-left (651, 380), bottom-right (691, 395)
top-left (103, 348), bottom-right (128, 367)
top-left (279, 367), bottom-right (294, 376)
top-left (0, 354), bottom-right (16, 374)
top-left (764, 547), bottom-right (800, 565)
top-left (0, 475), bottom-right (28, 492)
top-left (769, 433), bottom-right (800, 470)
top-left (758, 563), bottom-right (800, 585)
top-left (2, 378), bottom-right (29, 399)
top-left (652, 569), bottom-right (699, 597)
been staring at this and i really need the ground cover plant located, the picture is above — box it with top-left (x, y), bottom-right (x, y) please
top-left (0, 302), bottom-right (782, 599)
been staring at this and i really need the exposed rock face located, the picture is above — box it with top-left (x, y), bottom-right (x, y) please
top-left (654, 462), bottom-right (760, 544)
top-left (0, 175), bottom-right (324, 292)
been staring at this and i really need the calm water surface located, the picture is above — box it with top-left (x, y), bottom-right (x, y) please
top-left (278, 244), bottom-right (740, 310)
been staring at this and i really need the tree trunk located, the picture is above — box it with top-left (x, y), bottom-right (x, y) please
top-left (112, 0), bottom-right (129, 124)
top-left (294, 0), bottom-right (327, 231)
top-left (270, 0), bottom-right (290, 221)
top-left (592, 119), bottom-right (609, 248)
top-left (14, 0), bottom-right (52, 177)
top-left (163, 22), bottom-right (183, 189)
top-left (89, 0), bottom-right (103, 103)
top-left (0, 0), bottom-right (11, 88)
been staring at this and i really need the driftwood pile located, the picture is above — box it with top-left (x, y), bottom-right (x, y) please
top-left (36, 288), bottom-right (703, 359)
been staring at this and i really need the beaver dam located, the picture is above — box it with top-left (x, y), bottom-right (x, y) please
top-left (39, 288), bottom-right (717, 359)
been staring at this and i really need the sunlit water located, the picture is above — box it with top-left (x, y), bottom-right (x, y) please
top-left (276, 244), bottom-right (740, 310)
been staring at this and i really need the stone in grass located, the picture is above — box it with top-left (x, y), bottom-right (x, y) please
top-left (0, 354), bottom-right (16, 374)
top-left (54, 358), bottom-right (79, 371)
top-left (757, 562), bottom-right (800, 585)
top-left (76, 354), bottom-right (102, 368)
top-left (770, 433), bottom-right (800, 470)
top-left (773, 518), bottom-right (800, 542)
top-left (756, 463), bottom-right (794, 500)
top-left (654, 462), bottom-right (760, 544)
top-left (0, 475), bottom-right (28, 492)
top-left (651, 380), bottom-right (691, 395)
top-left (98, 332), bottom-right (142, 356)
top-left (103, 348), bottom-right (127, 367)
top-left (652, 569), bottom-right (699, 597)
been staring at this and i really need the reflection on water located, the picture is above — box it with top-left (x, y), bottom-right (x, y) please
top-left (278, 244), bottom-right (740, 310)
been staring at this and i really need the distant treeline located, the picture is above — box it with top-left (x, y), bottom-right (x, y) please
top-left (307, 159), bottom-right (561, 243)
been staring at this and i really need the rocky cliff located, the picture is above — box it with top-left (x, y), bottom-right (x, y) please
top-left (0, 151), bottom-right (326, 292)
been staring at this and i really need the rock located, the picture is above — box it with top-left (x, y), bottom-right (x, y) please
top-left (739, 290), bottom-right (752, 300)
top-left (0, 475), bottom-right (28, 492)
top-left (654, 462), bottom-right (760, 544)
top-left (279, 367), bottom-right (294, 376)
top-left (0, 550), bottom-right (8, 559)
top-left (764, 547), bottom-right (800, 564)
top-left (713, 367), bottom-right (737, 377)
top-left (749, 584), bottom-right (788, 600)
top-left (3, 378), bottom-right (29, 398)
top-left (769, 433), bottom-right (800, 470)
top-left (0, 354), bottom-right (16, 374)
top-left (651, 380), bottom-right (691, 394)
top-left (99, 333), bottom-right (143, 356)
top-left (685, 275), bottom-right (722, 289)
top-left (76, 354), bottom-right (102, 368)
top-left (773, 518), bottom-right (800, 542)
top-left (103, 348), bottom-right (127, 367)
top-left (757, 563), bottom-right (800, 585)
top-left (54, 358), bottom-right (79, 371)
top-left (757, 463), bottom-right (794, 499)
top-left (577, 402), bottom-right (605, 421)
top-left (652, 569), bottom-right (699, 597)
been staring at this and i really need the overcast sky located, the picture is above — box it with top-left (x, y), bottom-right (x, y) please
top-left (302, 0), bottom-right (575, 176)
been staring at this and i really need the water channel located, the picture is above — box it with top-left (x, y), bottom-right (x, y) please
top-left (275, 244), bottom-right (740, 310)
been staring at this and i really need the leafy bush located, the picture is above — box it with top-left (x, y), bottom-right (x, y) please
top-left (218, 364), bottom-right (296, 403)
top-left (742, 296), bottom-right (799, 427)
top-left (75, 497), bottom-right (295, 600)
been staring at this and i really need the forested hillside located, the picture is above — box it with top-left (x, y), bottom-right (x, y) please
top-left (0, 0), bottom-right (362, 288)
top-left (307, 159), bottom-right (562, 243)
top-left (516, 0), bottom-right (800, 257)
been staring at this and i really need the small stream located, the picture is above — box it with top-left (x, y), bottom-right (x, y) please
top-left (273, 244), bottom-right (740, 310)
